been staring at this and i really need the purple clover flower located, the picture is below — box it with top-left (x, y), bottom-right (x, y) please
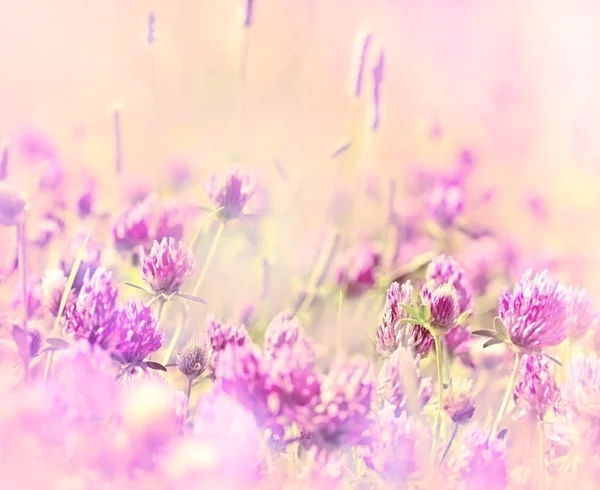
top-left (421, 283), bottom-right (460, 331)
top-left (363, 405), bottom-right (430, 484)
top-left (426, 255), bottom-right (473, 316)
top-left (426, 183), bottom-right (464, 229)
top-left (304, 357), bottom-right (375, 449)
top-left (444, 326), bottom-right (475, 368)
top-left (443, 380), bottom-right (476, 424)
top-left (206, 314), bottom-right (249, 354)
top-left (140, 237), bottom-right (196, 296)
top-left (499, 269), bottom-right (570, 353)
top-left (513, 354), bottom-right (560, 421)
top-left (214, 341), bottom-right (274, 426)
top-left (376, 281), bottom-right (432, 359)
top-left (562, 355), bottom-right (600, 420)
top-left (205, 168), bottom-right (255, 221)
top-left (334, 243), bottom-right (381, 298)
top-left (113, 301), bottom-right (163, 365)
top-left (176, 335), bottom-right (211, 380)
top-left (112, 197), bottom-right (154, 251)
top-left (64, 267), bottom-right (119, 350)
top-left (567, 286), bottom-right (597, 340)
top-left (445, 427), bottom-right (508, 490)
top-left (264, 311), bottom-right (303, 357)
top-left (267, 336), bottom-right (320, 424)
top-left (378, 347), bottom-right (432, 416)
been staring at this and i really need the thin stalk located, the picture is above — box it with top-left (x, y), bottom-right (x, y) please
top-left (161, 299), bottom-right (190, 366)
top-left (433, 334), bottom-right (445, 444)
top-left (231, 28), bottom-right (251, 161)
top-left (185, 377), bottom-right (193, 407)
top-left (491, 352), bottom-right (522, 435)
top-left (439, 424), bottom-right (459, 466)
top-left (336, 289), bottom-right (344, 356)
top-left (113, 108), bottom-right (123, 175)
top-left (540, 421), bottom-right (546, 490)
top-left (190, 221), bottom-right (225, 297)
top-left (16, 221), bottom-right (28, 328)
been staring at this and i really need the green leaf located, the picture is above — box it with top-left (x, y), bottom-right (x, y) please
top-left (124, 281), bottom-right (150, 293)
top-left (396, 318), bottom-right (423, 325)
top-left (145, 361), bottom-right (168, 372)
top-left (543, 353), bottom-right (563, 367)
top-left (50, 223), bottom-right (96, 337)
top-left (483, 338), bottom-right (505, 349)
top-left (45, 337), bottom-right (71, 350)
top-left (419, 304), bottom-right (431, 323)
top-left (471, 329), bottom-right (499, 338)
top-left (456, 309), bottom-right (471, 325)
top-left (176, 293), bottom-right (208, 305)
top-left (399, 303), bottom-right (422, 321)
top-left (493, 317), bottom-right (508, 338)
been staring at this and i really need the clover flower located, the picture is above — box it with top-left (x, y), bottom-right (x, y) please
top-left (499, 269), bottom-right (570, 353)
top-left (444, 380), bottom-right (476, 424)
top-left (426, 183), bottom-right (464, 229)
top-left (445, 427), bottom-right (508, 490)
top-left (426, 255), bottom-right (473, 315)
top-left (334, 243), bottom-right (381, 297)
top-left (113, 301), bottom-right (163, 365)
top-left (421, 283), bottom-right (460, 331)
top-left (378, 347), bottom-right (432, 416)
top-left (376, 281), bottom-right (434, 358)
top-left (177, 336), bottom-right (211, 381)
top-left (264, 311), bottom-right (303, 357)
top-left (64, 267), bottom-right (119, 350)
top-left (205, 168), bottom-right (255, 221)
top-left (206, 314), bottom-right (249, 353)
top-left (567, 286), bottom-right (598, 340)
top-left (304, 357), bottom-right (375, 449)
top-left (141, 238), bottom-right (196, 296)
top-left (363, 405), bottom-right (430, 484)
top-left (513, 354), bottom-right (560, 421)
top-left (112, 197), bottom-right (154, 251)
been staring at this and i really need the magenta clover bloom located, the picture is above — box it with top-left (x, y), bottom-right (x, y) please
top-left (334, 243), bottom-right (381, 298)
top-left (64, 267), bottom-right (119, 350)
top-left (421, 283), bottom-right (460, 331)
top-left (205, 168), bottom-right (255, 221)
top-left (113, 300), bottom-right (163, 365)
top-left (426, 183), bottom-right (464, 230)
top-left (513, 354), bottom-right (559, 421)
top-left (443, 380), bottom-right (476, 424)
top-left (499, 269), bottom-right (570, 353)
top-left (140, 237), bottom-right (196, 296)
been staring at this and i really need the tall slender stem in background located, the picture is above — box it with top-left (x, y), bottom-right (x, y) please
top-left (113, 106), bottom-right (123, 176)
top-left (439, 424), bottom-right (459, 466)
top-left (0, 139), bottom-right (8, 180)
top-left (540, 421), bottom-right (547, 490)
top-left (492, 353), bottom-right (522, 435)
top-left (162, 222), bottom-right (225, 365)
top-left (336, 289), bottom-right (344, 356)
top-left (433, 334), bottom-right (445, 444)
top-left (301, 0), bottom-right (316, 120)
top-left (231, 1), bottom-right (254, 162)
top-left (16, 221), bottom-right (28, 328)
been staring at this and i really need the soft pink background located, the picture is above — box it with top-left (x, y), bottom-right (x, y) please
top-left (1, 0), bottom-right (600, 289)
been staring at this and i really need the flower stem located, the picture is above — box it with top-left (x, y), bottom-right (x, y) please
top-left (161, 299), bottom-right (189, 366)
top-left (191, 221), bottom-right (225, 297)
top-left (16, 222), bottom-right (28, 328)
top-left (336, 289), bottom-right (344, 356)
top-left (433, 333), bottom-right (445, 444)
top-left (540, 421), bottom-right (546, 490)
top-left (491, 352), bottom-right (522, 436)
top-left (439, 423), bottom-right (459, 466)
top-left (185, 377), bottom-right (193, 409)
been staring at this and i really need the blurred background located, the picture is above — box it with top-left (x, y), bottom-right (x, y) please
top-left (1, 0), bottom-right (600, 348)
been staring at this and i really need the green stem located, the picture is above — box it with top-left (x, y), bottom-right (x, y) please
top-left (336, 289), bottom-right (344, 356)
top-left (190, 221), bottom-right (225, 297)
top-left (185, 377), bottom-right (193, 408)
top-left (491, 352), bottom-right (522, 435)
top-left (434, 334), bottom-right (445, 444)
top-left (439, 424), bottom-right (459, 466)
top-left (161, 300), bottom-right (189, 366)
top-left (540, 421), bottom-right (546, 490)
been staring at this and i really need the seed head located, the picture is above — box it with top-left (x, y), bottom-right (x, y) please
top-left (177, 336), bottom-right (211, 380)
